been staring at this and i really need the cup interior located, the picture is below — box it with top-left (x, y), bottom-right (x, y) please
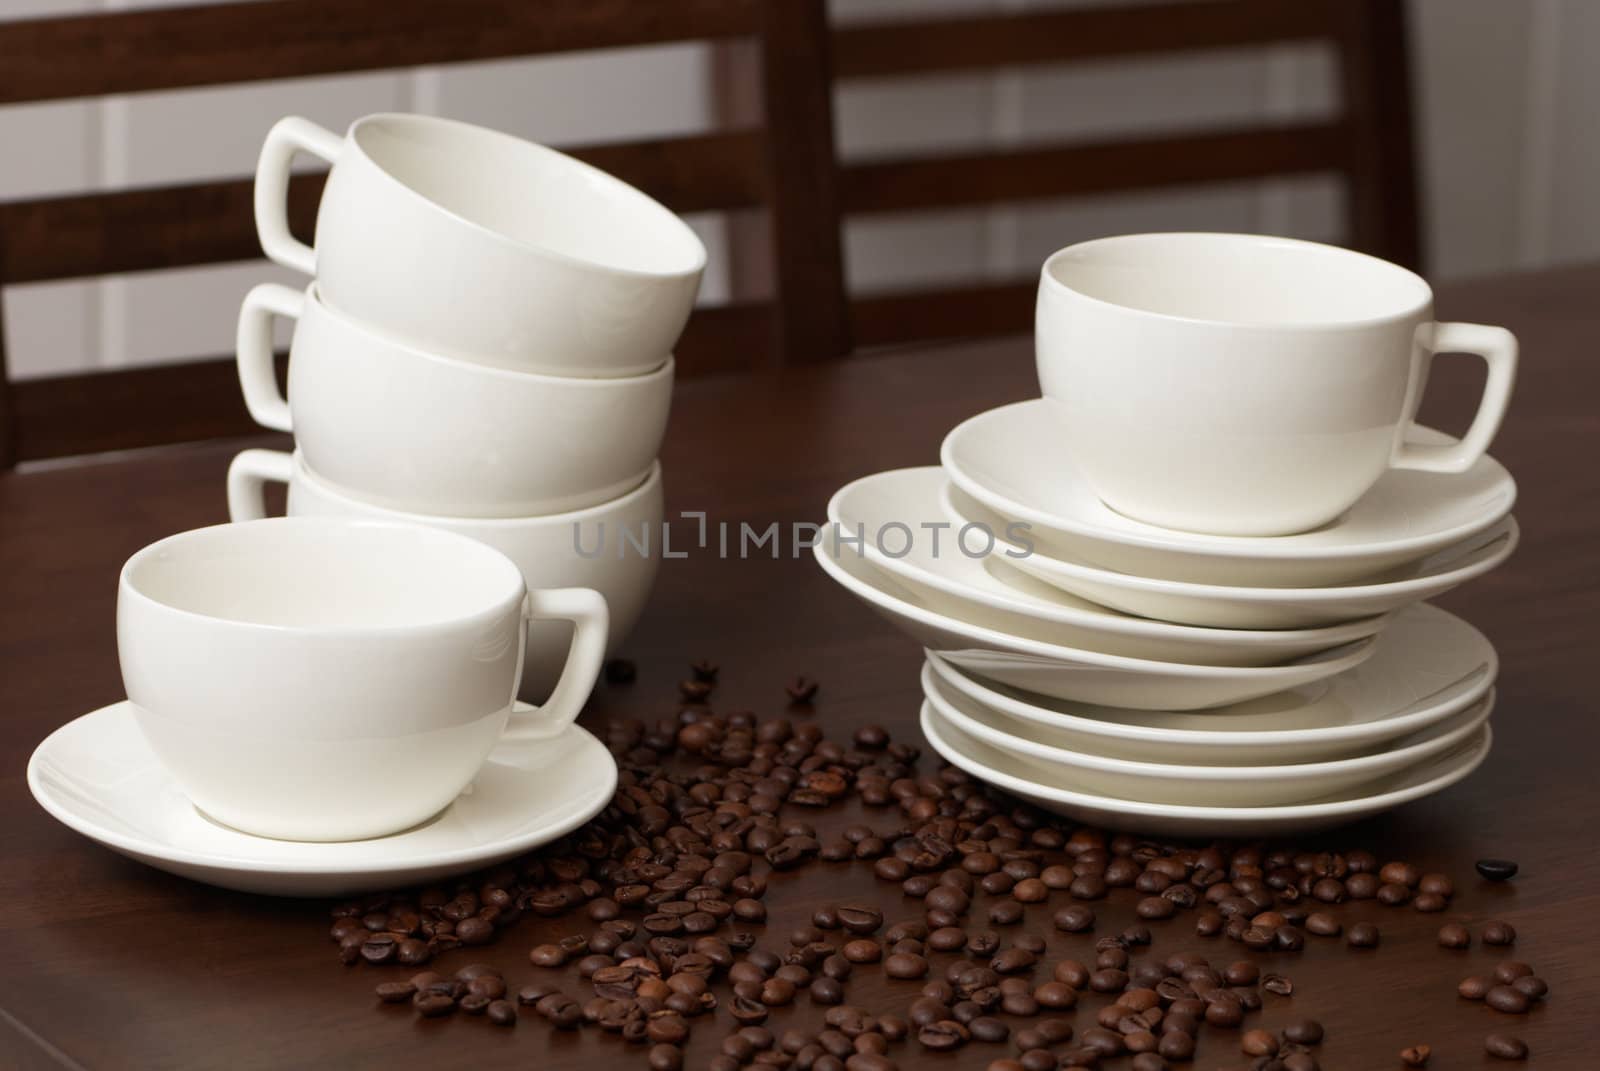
top-left (352, 114), bottom-right (705, 277)
top-left (1043, 233), bottom-right (1431, 326)
top-left (123, 518), bottom-right (522, 630)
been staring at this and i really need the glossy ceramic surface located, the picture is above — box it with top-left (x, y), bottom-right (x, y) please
top-left (255, 114), bottom-right (704, 377)
top-left (942, 399), bottom-right (1517, 587)
top-left (925, 602), bottom-right (1496, 764)
top-left (813, 537), bottom-right (1375, 710)
top-left (828, 467), bottom-right (1386, 666)
top-left (922, 702), bottom-right (1493, 835)
top-left (237, 282), bottom-right (672, 517)
top-left (227, 449), bottom-right (660, 702)
top-left (1035, 233), bottom-right (1517, 535)
top-left (925, 664), bottom-right (1493, 806)
top-left (28, 702), bottom-right (617, 896)
top-left (947, 484), bottom-right (1518, 629)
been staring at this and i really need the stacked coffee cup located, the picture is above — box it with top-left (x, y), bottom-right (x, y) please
top-left (227, 113), bottom-right (707, 699)
top-left (819, 233), bottom-right (1520, 835)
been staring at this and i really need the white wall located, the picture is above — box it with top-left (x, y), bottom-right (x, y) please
top-left (0, 0), bottom-right (1591, 379)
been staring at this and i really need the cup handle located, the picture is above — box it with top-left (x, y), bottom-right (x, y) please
top-left (254, 116), bottom-right (344, 275)
top-left (1393, 322), bottom-right (1518, 473)
top-left (227, 448), bottom-right (293, 522)
top-left (236, 283), bottom-right (304, 433)
top-left (502, 588), bottom-right (610, 742)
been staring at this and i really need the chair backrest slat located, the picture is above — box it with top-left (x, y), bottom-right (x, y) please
top-left (0, 0), bottom-right (759, 104)
top-left (843, 122), bottom-right (1349, 216)
top-left (834, 0), bottom-right (1339, 79)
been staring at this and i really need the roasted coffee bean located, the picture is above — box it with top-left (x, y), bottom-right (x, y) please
top-left (1261, 973), bottom-right (1294, 997)
top-left (838, 904), bottom-right (884, 934)
top-left (1346, 922), bottom-right (1380, 948)
top-left (885, 953), bottom-right (929, 980)
top-left (1485, 1034), bottom-right (1529, 1060)
top-left (918, 1020), bottom-right (970, 1051)
top-left (1242, 1029), bottom-right (1278, 1057)
top-left (842, 940), bottom-right (881, 964)
top-left (1485, 985), bottom-right (1530, 1014)
top-left (1283, 1019), bottom-right (1323, 1045)
top-left (486, 999), bottom-right (516, 1026)
top-left (1483, 920), bottom-right (1517, 946)
top-left (1511, 975), bottom-right (1548, 1000)
top-left (1054, 905), bottom-right (1095, 933)
top-left (1437, 923), bottom-right (1471, 948)
top-left (1459, 975), bottom-right (1492, 1000)
top-left (529, 943), bottom-right (567, 967)
top-left (1135, 896), bottom-right (1175, 920)
top-left (1400, 1044), bottom-right (1431, 1067)
top-left (1493, 961), bottom-right (1533, 984)
top-left (1477, 859), bottom-right (1518, 881)
top-left (1020, 1051), bottom-right (1058, 1071)
top-left (1304, 911), bottom-right (1341, 937)
top-left (969, 1016), bottom-right (1009, 1043)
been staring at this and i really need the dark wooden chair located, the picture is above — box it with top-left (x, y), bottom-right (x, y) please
top-left (830, 0), bottom-right (1420, 350)
top-left (0, 0), bottom-right (849, 468)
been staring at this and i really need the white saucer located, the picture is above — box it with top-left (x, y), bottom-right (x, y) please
top-left (947, 483), bottom-right (1518, 629)
top-left (813, 538), bottom-right (1374, 710)
top-left (921, 701), bottom-right (1493, 836)
top-left (925, 662), bottom-right (1493, 807)
top-left (829, 467), bottom-right (1387, 666)
top-left (941, 399), bottom-right (1517, 587)
top-left (27, 701), bottom-right (618, 897)
top-left (925, 601), bottom-right (1495, 764)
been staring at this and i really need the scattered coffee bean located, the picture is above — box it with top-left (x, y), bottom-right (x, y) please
top-left (1347, 922), bottom-right (1380, 948)
top-left (1483, 920), bottom-right (1517, 946)
top-left (1400, 1043), bottom-right (1431, 1067)
top-left (1485, 1034), bottom-right (1529, 1060)
top-left (1485, 985), bottom-right (1530, 1014)
top-left (1437, 923), bottom-right (1471, 949)
top-left (1476, 859), bottom-right (1518, 881)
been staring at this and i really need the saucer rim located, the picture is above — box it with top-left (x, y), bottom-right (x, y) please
top-left (921, 701), bottom-right (1494, 819)
top-left (828, 466), bottom-right (1390, 649)
top-left (941, 399), bottom-right (1518, 566)
top-left (812, 537), bottom-right (1376, 681)
top-left (27, 700), bottom-right (617, 877)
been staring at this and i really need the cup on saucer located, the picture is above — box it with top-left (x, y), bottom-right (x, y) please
top-left (117, 517), bottom-right (608, 842)
top-left (1036, 233), bottom-right (1518, 536)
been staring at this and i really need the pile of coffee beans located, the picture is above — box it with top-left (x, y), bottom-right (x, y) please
top-left (326, 666), bottom-right (1540, 1066)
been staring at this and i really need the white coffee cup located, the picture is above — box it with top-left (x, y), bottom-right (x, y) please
top-left (118, 517), bottom-right (609, 842)
top-left (236, 281), bottom-right (673, 518)
top-left (254, 113), bottom-right (706, 377)
top-left (1036, 233), bottom-right (1518, 536)
top-left (227, 450), bottom-right (662, 702)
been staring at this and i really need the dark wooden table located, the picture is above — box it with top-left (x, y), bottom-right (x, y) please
top-left (2, 266), bottom-right (1597, 1069)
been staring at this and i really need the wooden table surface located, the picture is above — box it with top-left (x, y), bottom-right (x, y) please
top-left (2, 265), bottom-right (1597, 1069)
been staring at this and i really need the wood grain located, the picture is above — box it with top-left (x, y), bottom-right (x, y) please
top-left (0, 265), bottom-right (1595, 1067)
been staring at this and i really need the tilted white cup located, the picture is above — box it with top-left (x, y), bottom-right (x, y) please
top-left (254, 113), bottom-right (705, 377)
top-left (228, 450), bottom-right (662, 701)
top-left (236, 281), bottom-right (673, 518)
top-left (1036, 233), bottom-right (1518, 536)
top-left (118, 517), bottom-right (608, 842)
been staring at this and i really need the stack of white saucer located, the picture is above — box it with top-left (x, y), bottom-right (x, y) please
top-left (224, 113), bottom-right (708, 698)
top-left (817, 233), bottom-right (1519, 835)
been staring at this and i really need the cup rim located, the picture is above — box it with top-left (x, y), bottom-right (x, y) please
top-left (345, 113), bottom-right (708, 282)
top-left (303, 282), bottom-right (675, 386)
top-left (1038, 232), bottom-right (1434, 330)
top-left (120, 517), bottom-right (526, 636)
top-left (292, 453), bottom-right (664, 528)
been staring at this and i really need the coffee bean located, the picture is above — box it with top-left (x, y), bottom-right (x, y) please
top-left (1283, 1019), bottom-right (1323, 1045)
top-left (1511, 975), bottom-right (1548, 1000)
top-left (1033, 982), bottom-right (1078, 1009)
top-left (918, 1020), bottom-right (970, 1051)
top-left (1304, 911), bottom-right (1341, 937)
top-left (1020, 1051), bottom-right (1057, 1071)
top-left (1346, 922), bottom-right (1379, 948)
top-left (648, 1044), bottom-right (683, 1071)
top-left (838, 904), bottom-right (884, 934)
top-left (1476, 858), bottom-right (1518, 881)
top-left (486, 999), bottom-right (516, 1026)
top-left (1485, 1034), bottom-right (1529, 1060)
top-left (1242, 1029), bottom-right (1278, 1057)
top-left (970, 1016), bottom-right (1009, 1043)
top-left (529, 943), bottom-right (567, 967)
top-left (885, 953), bottom-right (929, 980)
top-left (1135, 896), bottom-right (1175, 920)
top-left (1486, 985), bottom-right (1530, 1014)
top-left (1400, 1043), bottom-right (1431, 1067)
top-left (1483, 920), bottom-right (1517, 946)
top-left (1054, 905), bottom-right (1095, 933)
top-left (1493, 961), bottom-right (1532, 984)
top-left (1459, 975), bottom-right (1491, 999)
top-left (413, 993), bottom-right (455, 1017)
top-left (1435, 922), bottom-right (1470, 948)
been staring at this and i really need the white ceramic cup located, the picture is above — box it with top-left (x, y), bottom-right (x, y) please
top-left (228, 449), bottom-right (662, 702)
top-left (254, 113), bottom-right (705, 377)
top-left (236, 281), bottom-right (673, 518)
top-left (118, 517), bottom-right (609, 842)
top-left (1036, 233), bottom-right (1518, 536)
